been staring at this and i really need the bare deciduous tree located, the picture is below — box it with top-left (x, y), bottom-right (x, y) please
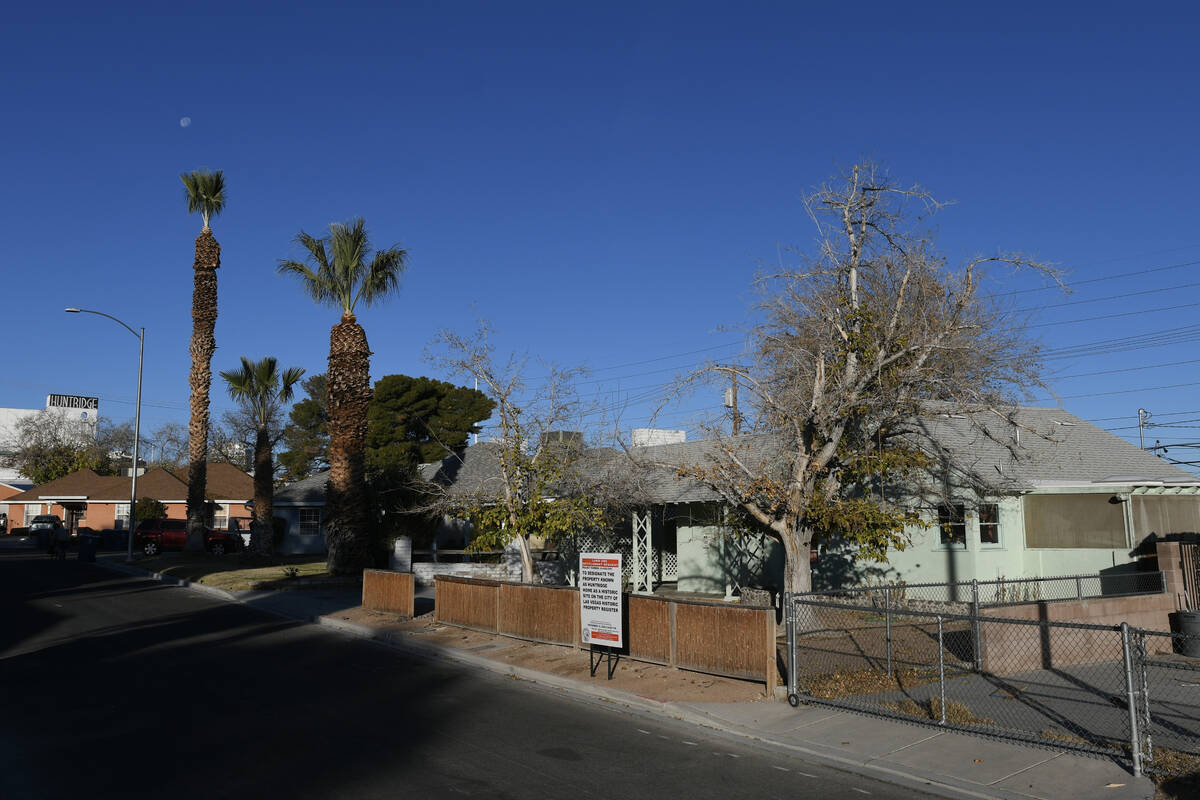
top-left (656, 161), bottom-right (1064, 594)
top-left (425, 322), bottom-right (610, 583)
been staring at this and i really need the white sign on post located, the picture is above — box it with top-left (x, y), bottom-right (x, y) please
top-left (579, 553), bottom-right (623, 647)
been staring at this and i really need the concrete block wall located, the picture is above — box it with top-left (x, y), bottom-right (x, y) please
top-left (1156, 541), bottom-right (1193, 610)
top-left (412, 561), bottom-right (517, 586)
top-left (979, 592), bottom-right (1176, 674)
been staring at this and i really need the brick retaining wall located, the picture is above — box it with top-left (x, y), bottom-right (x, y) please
top-left (979, 591), bottom-right (1176, 673)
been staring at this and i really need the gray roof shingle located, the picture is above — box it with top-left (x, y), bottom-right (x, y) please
top-left (416, 407), bottom-right (1197, 505)
top-left (913, 406), bottom-right (1197, 488)
top-left (275, 471), bottom-right (330, 506)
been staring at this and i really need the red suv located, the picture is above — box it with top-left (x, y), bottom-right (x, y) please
top-left (134, 518), bottom-right (242, 556)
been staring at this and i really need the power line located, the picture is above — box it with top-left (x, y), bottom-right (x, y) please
top-left (994, 256), bottom-right (1200, 297)
top-left (1052, 358), bottom-right (1200, 381)
top-left (1041, 379), bottom-right (1200, 401)
top-left (1013, 280), bottom-right (1200, 316)
top-left (1027, 301), bottom-right (1200, 330)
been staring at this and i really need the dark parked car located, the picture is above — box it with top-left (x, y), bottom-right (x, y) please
top-left (134, 518), bottom-right (242, 556)
top-left (28, 514), bottom-right (65, 534)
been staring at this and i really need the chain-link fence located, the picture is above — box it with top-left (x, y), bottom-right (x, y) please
top-left (1127, 627), bottom-right (1200, 778)
top-left (812, 571), bottom-right (1165, 609)
top-left (784, 593), bottom-right (1200, 778)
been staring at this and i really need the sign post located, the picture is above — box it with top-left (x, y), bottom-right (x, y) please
top-left (579, 553), bottom-right (623, 679)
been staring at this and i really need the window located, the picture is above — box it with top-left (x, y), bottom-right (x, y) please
top-left (1024, 494), bottom-right (1126, 549)
top-left (25, 504), bottom-right (43, 524)
top-left (212, 503), bottom-right (229, 531)
top-left (979, 503), bottom-right (1000, 546)
top-left (938, 504), bottom-right (966, 548)
top-left (299, 508), bottom-right (321, 536)
top-left (114, 504), bottom-right (130, 530)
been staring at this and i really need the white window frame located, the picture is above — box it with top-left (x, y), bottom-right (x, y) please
top-left (212, 503), bottom-right (229, 531)
top-left (936, 503), bottom-right (967, 550)
top-left (978, 502), bottom-right (1002, 548)
top-left (114, 503), bottom-right (131, 530)
top-left (25, 504), bottom-right (43, 524)
top-left (299, 508), bottom-right (322, 536)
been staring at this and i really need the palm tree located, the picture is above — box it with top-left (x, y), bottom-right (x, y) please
top-left (182, 169), bottom-right (226, 551)
top-left (220, 356), bottom-right (305, 555)
top-left (278, 218), bottom-right (407, 574)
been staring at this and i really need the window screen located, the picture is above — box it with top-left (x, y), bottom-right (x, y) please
top-left (1023, 494), bottom-right (1126, 548)
top-left (1131, 495), bottom-right (1200, 539)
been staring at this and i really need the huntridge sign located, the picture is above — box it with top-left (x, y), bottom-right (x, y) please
top-left (579, 553), bottom-right (623, 647)
top-left (46, 394), bottom-right (99, 410)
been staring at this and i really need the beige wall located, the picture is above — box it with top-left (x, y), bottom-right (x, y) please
top-left (979, 593), bottom-right (1176, 673)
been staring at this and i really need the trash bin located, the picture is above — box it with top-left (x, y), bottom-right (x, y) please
top-left (1179, 610), bottom-right (1200, 658)
top-left (78, 534), bottom-right (98, 563)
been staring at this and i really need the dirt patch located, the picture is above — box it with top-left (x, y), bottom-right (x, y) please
top-left (329, 608), bottom-right (772, 704)
top-left (882, 697), bottom-right (992, 726)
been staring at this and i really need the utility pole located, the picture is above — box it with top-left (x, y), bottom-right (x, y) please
top-left (1137, 408), bottom-right (1150, 450)
top-left (722, 368), bottom-right (743, 436)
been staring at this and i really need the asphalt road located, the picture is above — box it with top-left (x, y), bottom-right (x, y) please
top-left (0, 550), bottom-right (934, 799)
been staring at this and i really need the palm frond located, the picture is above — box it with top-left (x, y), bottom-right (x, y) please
top-left (295, 231), bottom-right (329, 269)
top-left (277, 259), bottom-right (338, 306)
top-left (278, 216), bottom-right (405, 314)
top-left (220, 355), bottom-right (304, 428)
top-left (356, 245), bottom-right (408, 309)
top-left (279, 366), bottom-right (306, 404)
top-left (219, 356), bottom-right (258, 402)
top-left (181, 169), bottom-right (226, 228)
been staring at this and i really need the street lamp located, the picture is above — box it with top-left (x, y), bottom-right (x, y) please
top-left (65, 307), bottom-right (144, 562)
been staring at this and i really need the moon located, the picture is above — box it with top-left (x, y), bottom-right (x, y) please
top-left (180, 117), bottom-right (192, 128)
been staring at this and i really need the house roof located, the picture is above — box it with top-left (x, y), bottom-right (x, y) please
top-left (6, 463), bottom-right (253, 503)
top-left (170, 462), bottom-right (256, 500)
top-left (415, 406), bottom-right (1198, 506)
top-left (274, 471), bottom-right (330, 506)
top-left (913, 406), bottom-right (1198, 489)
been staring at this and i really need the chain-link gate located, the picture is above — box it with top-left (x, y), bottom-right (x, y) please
top-left (784, 590), bottom-right (1200, 778)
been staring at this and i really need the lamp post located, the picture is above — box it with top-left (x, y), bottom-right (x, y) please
top-left (65, 307), bottom-right (143, 562)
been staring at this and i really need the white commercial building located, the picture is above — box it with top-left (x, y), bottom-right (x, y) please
top-left (0, 394), bottom-right (101, 484)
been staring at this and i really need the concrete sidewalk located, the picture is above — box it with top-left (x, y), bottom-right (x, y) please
top-left (97, 556), bottom-right (1156, 800)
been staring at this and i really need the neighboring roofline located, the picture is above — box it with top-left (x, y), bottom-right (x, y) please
top-left (1026, 479), bottom-right (1200, 488)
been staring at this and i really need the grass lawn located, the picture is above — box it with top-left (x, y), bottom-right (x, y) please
top-left (130, 553), bottom-right (341, 591)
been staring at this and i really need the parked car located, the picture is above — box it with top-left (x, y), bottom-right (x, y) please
top-left (133, 518), bottom-right (242, 556)
top-left (28, 514), bottom-right (65, 534)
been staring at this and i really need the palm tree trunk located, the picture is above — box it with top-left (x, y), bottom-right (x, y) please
top-left (325, 312), bottom-right (372, 574)
top-left (186, 229), bottom-right (219, 551)
top-left (251, 427), bottom-right (274, 555)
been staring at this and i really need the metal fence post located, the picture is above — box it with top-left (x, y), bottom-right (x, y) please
top-left (785, 593), bottom-right (798, 701)
top-left (1120, 622), bottom-right (1143, 777)
top-left (885, 586), bottom-right (893, 679)
top-left (1075, 575), bottom-right (1083, 600)
top-left (937, 615), bottom-right (947, 725)
top-left (1135, 629), bottom-right (1153, 765)
top-left (971, 579), bottom-right (982, 673)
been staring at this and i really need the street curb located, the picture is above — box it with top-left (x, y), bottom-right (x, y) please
top-left (91, 557), bottom-right (1154, 800)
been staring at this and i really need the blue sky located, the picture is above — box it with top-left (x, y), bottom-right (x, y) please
top-left (5, 2), bottom-right (1200, 470)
